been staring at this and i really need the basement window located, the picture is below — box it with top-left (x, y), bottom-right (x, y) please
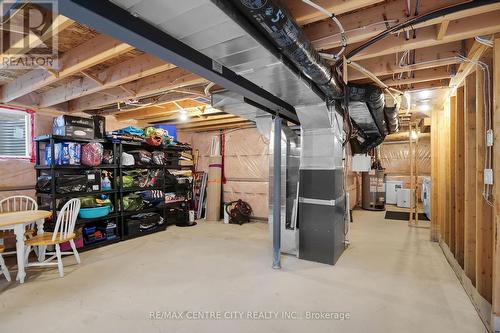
top-left (0, 107), bottom-right (35, 161)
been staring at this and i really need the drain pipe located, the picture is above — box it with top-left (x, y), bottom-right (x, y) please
top-left (272, 115), bottom-right (282, 269)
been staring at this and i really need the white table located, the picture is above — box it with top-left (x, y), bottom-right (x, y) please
top-left (0, 210), bottom-right (51, 283)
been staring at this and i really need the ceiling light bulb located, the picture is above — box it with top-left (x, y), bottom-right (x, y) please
top-left (179, 112), bottom-right (188, 122)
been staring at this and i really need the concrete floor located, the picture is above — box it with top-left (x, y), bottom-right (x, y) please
top-left (0, 210), bottom-right (487, 333)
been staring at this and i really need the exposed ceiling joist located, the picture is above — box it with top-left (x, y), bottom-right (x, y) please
top-left (436, 20), bottom-right (450, 41)
top-left (176, 119), bottom-right (252, 130)
top-left (381, 66), bottom-right (453, 86)
top-left (68, 68), bottom-right (208, 112)
top-left (0, 34), bottom-right (134, 103)
top-left (115, 99), bottom-right (206, 121)
top-left (157, 114), bottom-right (237, 126)
top-left (178, 122), bottom-right (255, 133)
top-left (148, 112), bottom-right (230, 124)
top-left (338, 10), bottom-right (500, 61)
top-left (305, 0), bottom-right (453, 50)
top-left (400, 78), bottom-right (451, 91)
top-left (0, 15), bottom-right (74, 63)
top-left (347, 42), bottom-right (462, 81)
top-left (448, 41), bottom-right (490, 89)
top-left (289, 0), bottom-right (384, 26)
top-left (38, 54), bottom-right (175, 107)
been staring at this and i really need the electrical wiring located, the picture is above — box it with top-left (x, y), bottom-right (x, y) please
top-left (457, 53), bottom-right (494, 206)
top-left (335, 0), bottom-right (498, 69)
top-left (475, 36), bottom-right (494, 48)
top-left (301, 0), bottom-right (347, 60)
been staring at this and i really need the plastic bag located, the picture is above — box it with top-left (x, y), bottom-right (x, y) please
top-left (121, 152), bottom-right (135, 166)
top-left (123, 194), bottom-right (145, 211)
top-left (129, 150), bottom-right (152, 165)
top-left (152, 151), bottom-right (165, 165)
top-left (102, 149), bottom-right (114, 164)
top-left (81, 142), bottom-right (103, 166)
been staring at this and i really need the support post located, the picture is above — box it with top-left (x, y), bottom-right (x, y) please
top-left (272, 115), bottom-right (282, 269)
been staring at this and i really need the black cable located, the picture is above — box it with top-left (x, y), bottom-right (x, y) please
top-left (335, 0), bottom-right (497, 69)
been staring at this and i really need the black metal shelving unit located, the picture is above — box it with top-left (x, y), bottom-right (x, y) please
top-left (116, 140), bottom-right (194, 240)
top-left (34, 135), bottom-right (195, 250)
top-left (35, 135), bottom-right (121, 251)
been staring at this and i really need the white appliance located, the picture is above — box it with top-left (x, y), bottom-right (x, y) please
top-left (352, 154), bottom-right (371, 172)
top-left (397, 189), bottom-right (412, 208)
top-left (386, 180), bottom-right (404, 204)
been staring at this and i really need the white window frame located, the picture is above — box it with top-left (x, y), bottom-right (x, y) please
top-left (0, 107), bottom-right (33, 160)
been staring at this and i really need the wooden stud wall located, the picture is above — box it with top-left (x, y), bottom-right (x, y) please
top-left (492, 36), bottom-right (500, 332)
top-left (455, 86), bottom-right (465, 268)
top-left (465, 72), bottom-right (478, 285)
top-left (433, 40), bottom-right (499, 331)
top-left (476, 59), bottom-right (493, 303)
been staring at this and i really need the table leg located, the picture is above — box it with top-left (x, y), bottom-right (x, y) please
top-left (14, 224), bottom-right (26, 283)
top-left (35, 219), bottom-right (46, 262)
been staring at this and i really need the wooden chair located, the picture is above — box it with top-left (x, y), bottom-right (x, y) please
top-left (0, 196), bottom-right (38, 244)
top-left (0, 245), bottom-right (11, 282)
top-left (25, 199), bottom-right (81, 278)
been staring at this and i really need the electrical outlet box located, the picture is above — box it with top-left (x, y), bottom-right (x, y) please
top-left (484, 169), bottom-right (494, 185)
top-left (487, 130), bottom-right (494, 147)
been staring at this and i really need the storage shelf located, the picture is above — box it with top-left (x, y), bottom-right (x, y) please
top-left (79, 238), bottom-right (120, 252)
top-left (121, 165), bottom-right (166, 170)
top-left (35, 134), bottom-right (107, 144)
top-left (122, 224), bottom-right (167, 241)
top-left (121, 186), bottom-right (163, 193)
top-left (121, 206), bottom-right (162, 217)
top-left (76, 212), bottom-right (120, 225)
top-left (36, 164), bottom-right (118, 170)
top-left (37, 189), bottom-right (117, 198)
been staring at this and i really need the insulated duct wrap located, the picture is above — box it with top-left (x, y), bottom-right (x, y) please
top-left (228, 0), bottom-right (343, 100)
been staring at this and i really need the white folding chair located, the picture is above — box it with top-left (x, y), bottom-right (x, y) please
top-left (25, 198), bottom-right (81, 278)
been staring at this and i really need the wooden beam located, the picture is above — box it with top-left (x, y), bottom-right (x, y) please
top-left (115, 99), bottom-right (207, 121)
top-left (464, 71), bottom-right (477, 285)
top-left (178, 121), bottom-right (254, 132)
top-left (336, 10), bottom-right (500, 61)
top-left (455, 86), bottom-right (465, 267)
top-left (446, 97), bottom-right (454, 246)
top-left (476, 58), bottom-right (493, 303)
top-left (176, 117), bottom-right (248, 129)
top-left (0, 15), bottom-right (74, 62)
top-left (399, 79), bottom-right (451, 92)
top-left (69, 68), bottom-right (208, 112)
top-left (157, 114), bottom-right (238, 126)
top-left (0, 34), bottom-right (134, 102)
top-left (492, 36), bottom-right (500, 331)
top-left (39, 54), bottom-right (175, 107)
top-left (347, 42), bottom-right (463, 81)
top-left (288, 0), bottom-right (384, 26)
top-left (146, 111), bottom-right (228, 124)
top-left (377, 66), bottom-right (453, 87)
top-left (449, 42), bottom-right (489, 89)
top-left (436, 20), bottom-right (450, 41)
top-left (305, 0), bottom-right (472, 50)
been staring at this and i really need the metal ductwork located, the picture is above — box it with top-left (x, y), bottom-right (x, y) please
top-left (225, 0), bottom-right (343, 101)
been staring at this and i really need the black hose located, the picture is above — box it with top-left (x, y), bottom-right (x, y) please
top-left (335, 0), bottom-right (498, 67)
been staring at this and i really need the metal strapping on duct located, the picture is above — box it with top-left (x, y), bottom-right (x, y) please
top-left (227, 0), bottom-right (343, 101)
